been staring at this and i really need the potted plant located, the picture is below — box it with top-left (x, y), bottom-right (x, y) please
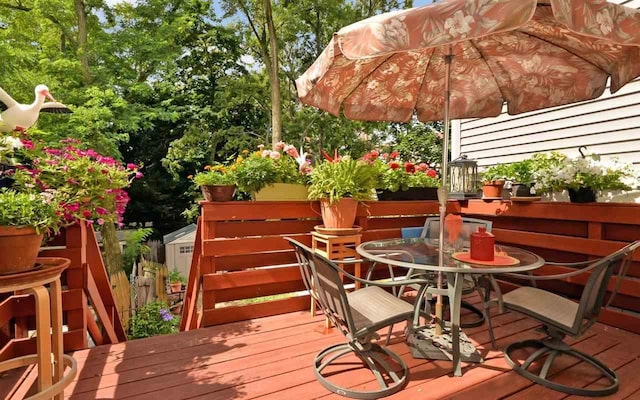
top-left (308, 156), bottom-right (377, 229)
top-left (507, 160), bottom-right (535, 197)
top-left (480, 164), bottom-right (509, 198)
top-left (543, 153), bottom-right (636, 203)
top-left (192, 164), bottom-right (236, 202)
top-left (0, 190), bottom-right (61, 274)
top-left (234, 142), bottom-right (311, 201)
top-left (168, 268), bottom-right (185, 293)
top-left (11, 138), bottom-right (143, 227)
top-left (364, 150), bottom-right (440, 200)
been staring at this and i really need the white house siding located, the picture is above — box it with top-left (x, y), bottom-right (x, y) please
top-left (452, 0), bottom-right (640, 173)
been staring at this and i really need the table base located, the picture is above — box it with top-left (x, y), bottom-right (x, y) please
top-left (408, 325), bottom-right (483, 363)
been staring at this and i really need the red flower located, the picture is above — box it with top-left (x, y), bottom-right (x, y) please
top-left (416, 162), bottom-right (429, 172)
top-left (426, 169), bottom-right (437, 178)
top-left (390, 151), bottom-right (400, 159)
top-left (389, 161), bottom-right (400, 170)
top-left (405, 162), bottom-right (415, 173)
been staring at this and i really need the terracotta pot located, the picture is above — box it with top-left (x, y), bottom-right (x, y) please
top-left (0, 226), bottom-right (43, 275)
top-left (481, 180), bottom-right (505, 198)
top-left (320, 197), bottom-right (358, 229)
top-left (201, 185), bottom-right (236, 202)
top-left (568, 187), bottom-right (597, 203)
top-left (170, 282), bottom-right (183, 293)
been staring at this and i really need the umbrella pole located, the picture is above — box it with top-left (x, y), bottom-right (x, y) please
top-left (435, 46), bottom-right (453, 336)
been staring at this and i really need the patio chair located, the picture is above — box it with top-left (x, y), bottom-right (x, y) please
top-left (485, 240), bottom-right (640, 397)
top-left (286, 237), bottom-right (431, 399)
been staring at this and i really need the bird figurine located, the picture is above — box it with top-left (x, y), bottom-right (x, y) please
top-left (0, 84), bottom-right (72, 133)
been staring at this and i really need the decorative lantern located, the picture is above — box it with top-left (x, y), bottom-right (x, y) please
top-left (448, 155), bottom-right (480, 200)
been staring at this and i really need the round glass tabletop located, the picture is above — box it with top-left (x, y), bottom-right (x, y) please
top-left (357, 237), bottom-right (544, 274)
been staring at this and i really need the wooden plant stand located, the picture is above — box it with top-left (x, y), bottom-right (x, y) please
top-left (0, 258), bottom-right (77, 400)
top-left (311, 232), bottom-right (362, 324)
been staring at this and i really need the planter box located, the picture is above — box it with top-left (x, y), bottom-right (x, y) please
top-left (377, 187), bottom-right (438, 201)
top-left (252, 183), bottom-right (309, 201)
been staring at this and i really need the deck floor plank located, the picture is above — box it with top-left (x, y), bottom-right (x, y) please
top-left (63, 302), bottom-right (640, 400)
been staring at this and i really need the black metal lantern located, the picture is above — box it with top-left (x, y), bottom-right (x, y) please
top-left (448, 155), bottom-right (480, 200)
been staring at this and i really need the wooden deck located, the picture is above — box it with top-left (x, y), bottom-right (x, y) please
top-left (61, 296), bottom-right (640, 400)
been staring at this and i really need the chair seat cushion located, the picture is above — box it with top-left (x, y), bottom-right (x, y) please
top-left (503, 286), bottom-right (579, 330)
top-left (348, 286), bottom-right (414, 331)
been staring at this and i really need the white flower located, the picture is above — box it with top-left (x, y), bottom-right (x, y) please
top-left (1, 136), bottom-right (23, 151)
top-left (444, 10), bottom-right (474, 37)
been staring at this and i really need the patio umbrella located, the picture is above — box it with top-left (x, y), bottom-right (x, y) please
top-left (296, 0), bottom-right (640, 335)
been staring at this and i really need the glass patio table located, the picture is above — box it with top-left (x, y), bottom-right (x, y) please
top-left (357, 237), bottom-right (545, 377)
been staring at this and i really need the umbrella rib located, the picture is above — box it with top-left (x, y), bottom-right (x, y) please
top-left (338, 53), bottom-right (395, 118)
top-left (468, 39), bottom-right (508, 106)
top-left (415, 48), bottom-right (436, 119)
top-left (516, 29), bottom-right (608, 75)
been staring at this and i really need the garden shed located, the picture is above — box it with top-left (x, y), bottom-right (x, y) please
top-left (163, 223), bottom-right (197, 278)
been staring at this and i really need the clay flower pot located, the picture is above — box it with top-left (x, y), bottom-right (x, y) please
top-left (481, 180), bottom-right (505, 198)
top-left (320, 197), bottom-right (358, 229)
top-left (0, 226), bottom-right (43, 275)
top-left (170, 282), bottom-right (183, 293)
top-left (201, 185), bottom-right (236, 202)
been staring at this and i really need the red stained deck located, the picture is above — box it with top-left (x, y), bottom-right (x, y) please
top-left (62, 296), bottom-right (640, 400)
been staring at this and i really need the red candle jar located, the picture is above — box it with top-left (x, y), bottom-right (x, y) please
top-left (470, 227), bottom-right (495, 261)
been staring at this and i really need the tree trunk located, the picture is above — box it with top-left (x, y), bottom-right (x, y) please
top-left (264, 0), bottom-right (282, 147)
top-left (102, 222), bottom-right (124, 275)
top-left (75, 0), bottom-right (92, 85)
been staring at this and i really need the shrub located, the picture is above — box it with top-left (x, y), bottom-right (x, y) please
top-left (129, 302), bottom-right (179, 339)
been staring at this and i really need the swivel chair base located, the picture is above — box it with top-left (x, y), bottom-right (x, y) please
top-left (314, 342), bottom-right (408, 399)
top-left (504, 338), bottom-right (619, 397)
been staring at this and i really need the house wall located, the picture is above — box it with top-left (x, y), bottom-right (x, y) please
top-left (452, 0), bottom-right (640, 171)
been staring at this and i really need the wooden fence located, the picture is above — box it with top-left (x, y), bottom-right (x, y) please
top-left (181, 200), bottom-right (640, 335)
top-left (0, 223), bottom-right (127, 362)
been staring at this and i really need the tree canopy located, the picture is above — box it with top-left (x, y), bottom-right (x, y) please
top-left (0, 0), bottom-right (442, 236)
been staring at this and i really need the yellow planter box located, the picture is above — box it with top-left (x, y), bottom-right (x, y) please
top-left (252, 183), bottom-right (309, 201)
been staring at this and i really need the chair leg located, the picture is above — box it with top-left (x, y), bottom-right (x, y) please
top-left (314, 342), bottom-right (408, 399)
top-left (504, 338), bottom-right (619, 397)
top-left (481, 278), bottom-right (497, 349)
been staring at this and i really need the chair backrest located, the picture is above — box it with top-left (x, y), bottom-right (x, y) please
top-left (421, 216), bottom-right (492, 244)
top-left (309, 252), bottom-right (359, 336)
top-left (285, 237), bottom-right (318, 304)
top-left (401, 227), bottom-right (423, 238)
top-left (573, 240), bottom-right (640, 333)
top-left (285, 237), bottom-right (357, 334)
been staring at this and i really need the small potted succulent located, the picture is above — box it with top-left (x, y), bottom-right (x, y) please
top-left (192, 164), bottom-right (236, 202)
top-left (308, 156), bottom-right (377, 229)
top-left (0, 190), bottom-right (61, 274)
top-left (168, 268), bottom-right (185, 293)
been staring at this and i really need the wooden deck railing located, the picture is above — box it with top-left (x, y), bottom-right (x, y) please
top-left (182, 200), bottom-right (640, 335)
top-left (0, 223), bottom-right (127, 362)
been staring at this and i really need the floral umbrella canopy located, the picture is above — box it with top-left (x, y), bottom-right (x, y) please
top-left (296, 0), bottom-right (640, 339)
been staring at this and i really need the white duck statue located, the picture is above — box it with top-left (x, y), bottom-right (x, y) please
top-left (0, 84), bottom-right (72, 133)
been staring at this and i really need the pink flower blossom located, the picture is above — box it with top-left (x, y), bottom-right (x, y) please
top-left (416, 163), bottom-right (429, 172)
top-left (284, 145), bottom-right (299, 158)
top-left (261, 150), bottom-right (271, 158)
top-left (97, 218), bottom-right (105, 225)
top-left (274, 141), bottom-right (285, 151)
top-left (82, 210), bottom-right (92, 218)
top-left (269, 151), bottom-right (281, 160)
top-left (127, 163), bottom-right (138, 170)
top-left (95, 207), bottom-right (108, 215)
top-left (20, 139), bottom-right (34, 149)
top-left (135, 172), bottom-right (143, 179)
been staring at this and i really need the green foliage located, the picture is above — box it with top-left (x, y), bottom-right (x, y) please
top-left (308, 157), bottom-right (377, 204)
top-left (363, 150), bottom-right (440, 191)
top-left (386, 121), bottom-right (444, 167)
top-left (192, 165), bottom-right (235, 186)
top-left (0, 190), bottom-right (61, 235)
top-left (168, 268), bottom-right (186, 284)
top-left (481, 164), bottom-right (511, 183)
top-left (123, 228), bottom-right (154, 275)
top-left (129, 302), bottom-right (179, 339)
top-left (233, 145), bottom-right (309, 194)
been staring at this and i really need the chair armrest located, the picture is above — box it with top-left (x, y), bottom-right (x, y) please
top-left (501, 260), bottom-right (603, 281)
top-left (545, 259), bottom-right (602, 267)
top-left (332, 261), bottom-right (433, 289)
